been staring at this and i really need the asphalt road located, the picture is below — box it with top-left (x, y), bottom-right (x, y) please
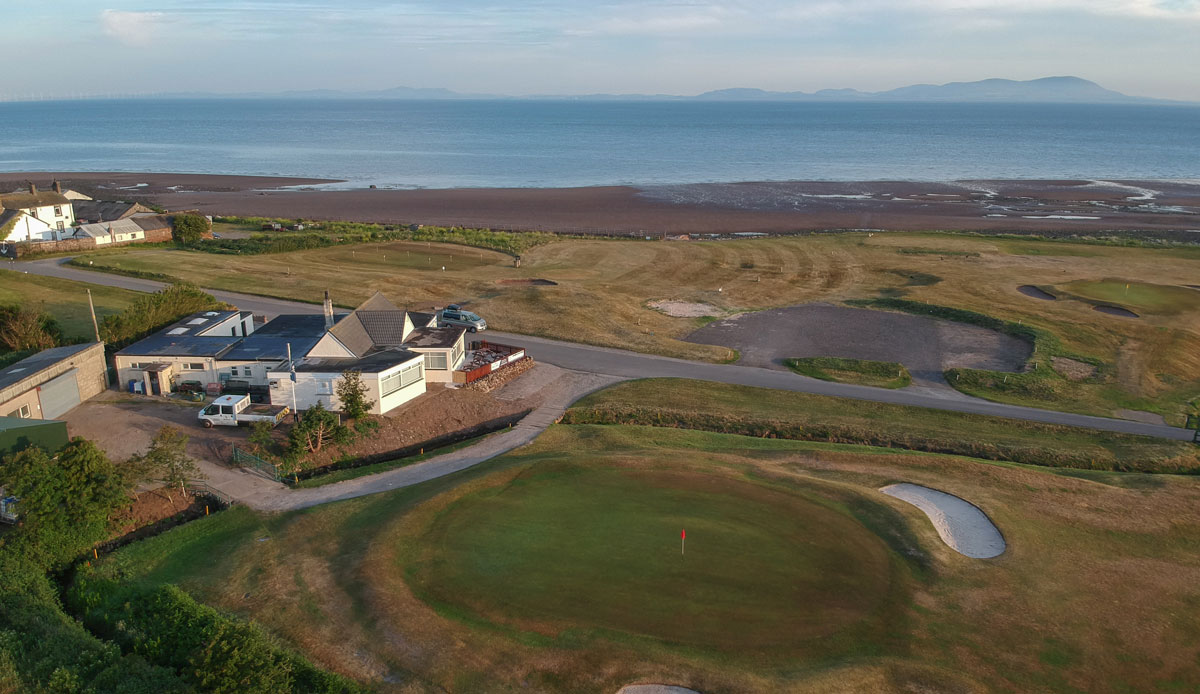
top-left (15, 256), bottom-right (1196, 442)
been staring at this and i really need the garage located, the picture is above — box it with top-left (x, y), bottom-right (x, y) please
top-left (38, 369), bottom-right (81, 419)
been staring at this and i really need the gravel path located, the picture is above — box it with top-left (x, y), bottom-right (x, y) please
top-left (880, 483), bottom-right (1006, 559)
top-left (617, 686), bottom-right (701, 694)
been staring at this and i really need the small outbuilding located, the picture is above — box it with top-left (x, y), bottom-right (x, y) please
top-left (0, 343), bottom-right (108, 421)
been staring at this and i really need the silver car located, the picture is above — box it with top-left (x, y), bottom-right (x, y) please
top-left (439, 305), bottom-right (487, 332)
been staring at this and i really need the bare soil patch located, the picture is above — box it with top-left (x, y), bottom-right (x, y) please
top-left (111, 487), bottom-right (202, 536)
top-left (1114, 409), bottom-right (1168, 426)
top-left (1051, 356), bottom-right (1098, 381)
top-left (687, 303), bottom-right (1031, 386)
top-left (1017, 285), bottom-right (1057, 301)
top-left (649, 300), bottom-right (721, 318)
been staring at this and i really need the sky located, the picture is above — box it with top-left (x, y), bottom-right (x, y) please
top-left (3, 0), bottom-right (1199, 101)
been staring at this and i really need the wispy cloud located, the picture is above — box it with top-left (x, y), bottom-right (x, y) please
top-left (100, 9), bottom-right (165, 46)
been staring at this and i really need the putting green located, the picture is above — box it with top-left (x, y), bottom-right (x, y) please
top-left (410, 460), bottom-right (901, 653)
top-left (1061, 279), bottom-right (1200, 315)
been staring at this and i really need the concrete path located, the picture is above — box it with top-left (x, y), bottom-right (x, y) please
top-left (17, 257), bottom-right (1195, 443)
top-left (245, 370), bottom-right (622, 512)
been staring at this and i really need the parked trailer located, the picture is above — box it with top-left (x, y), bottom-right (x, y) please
top-left (199, 394), bottom-right (289, 429)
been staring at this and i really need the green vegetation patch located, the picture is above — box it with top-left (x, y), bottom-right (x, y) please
top-left (1060, 279), bottom-right (1200, 316)
top-left (785, 356), bottom-right (912, 388)
top-left (410, 458), bottom-right (903, 655)
top-left (0, 269), bottom-right (141, 339)
top-left (564, 378), bottom-right (1200, 473)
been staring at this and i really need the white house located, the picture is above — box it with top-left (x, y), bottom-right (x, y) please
top-left (113, 310), bottom-right (256, 394)
top-left (73, 218), bottom-right (148, 245)
top-left (0, 184), bottom-right (75, 242)
top-left (268, 349), bottom-right (427, 416)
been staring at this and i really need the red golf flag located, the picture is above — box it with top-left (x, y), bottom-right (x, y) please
top-left (681, 529), bottom-right (686, 539)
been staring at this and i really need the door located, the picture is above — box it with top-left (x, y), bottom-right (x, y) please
top-left (38, 370), bottom-right (81, 419)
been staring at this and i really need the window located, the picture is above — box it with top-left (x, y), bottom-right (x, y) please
top-left (316, 380), bottom-right (333, 395)
top-left (6, 404), bottom-right (32, 419)
top-left (381, 362), bottom-right (423, 396)
top-left (56, 221), bottom-right (65, 231)
top-left (182, 363), bottom-right (205, 371)
top-left (424, 352), bottom-right (448, 370)
top-left (452, 339), bottom-right (464, 366)
top-left (54, 205), bottom-right (62, 216)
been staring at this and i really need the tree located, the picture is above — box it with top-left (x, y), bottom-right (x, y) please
top-left (128, 426), bottom-right (201, 503)
top-left (0, 304), bottom-right (61, 352)
top-left (334, 370), bottom-right (374, 420)
top-left (0, 439), bottom-right (130, 568)
top-left (248, 420), bottom-right (276, 456)
top-left (286, 402), bottom-right (349, 455)
top-left (171, 213), bottom-right (210, 244)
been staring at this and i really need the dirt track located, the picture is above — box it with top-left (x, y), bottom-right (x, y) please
top-left (687, 303), bottom-right (1032, 386)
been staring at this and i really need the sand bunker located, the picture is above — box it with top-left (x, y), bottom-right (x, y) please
top-left (1093, 304), bottom-right (1140, 318)
top-left (880, 484), bottom-right (1005, 559)
top-left (618, 686), bottom-right (701, 694)
top-left (649, 300), bottom-right (720, 318)
top-left (1051, 357), bottom-right (1097, 381)
top-left (1017, 285), bottom-right (1057, 301)
top-left (686, 303), bottom-right (1031, 386)
top-left (497, 278), bottom-right (558, 286)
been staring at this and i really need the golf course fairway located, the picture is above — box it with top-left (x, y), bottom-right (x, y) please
top-left (407, 459), bottom-right (905, 654)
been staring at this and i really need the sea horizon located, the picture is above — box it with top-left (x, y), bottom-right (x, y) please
top-left (2, 98), bottom-right (1198, 189)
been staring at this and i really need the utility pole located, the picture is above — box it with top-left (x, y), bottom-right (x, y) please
top-left (86, 289), bottom-right (101, 343)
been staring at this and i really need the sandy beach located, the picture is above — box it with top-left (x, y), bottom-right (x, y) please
top-left (2, 172), bottom-right (1197, 235)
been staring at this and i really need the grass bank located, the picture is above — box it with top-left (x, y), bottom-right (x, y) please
top-left (785, 356), bottom-right (912, 388)
top-left (563, 378), bottom-right (1200, 473)
top-left (0, 269), bottom-right (142, 338)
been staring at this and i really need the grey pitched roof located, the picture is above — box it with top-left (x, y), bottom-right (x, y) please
top-left (327, 313), bottom-right (375, 358)
top-left (74, 218), bottom-right (146, 239)
top-left (131, 214), bottom-right (171, 232)
top-left (0, 343), bottom-right (99, 392)
top-left (408, 311), bottom-right (437, 328)
top-left (0, 209), bottom-right (21, 228)
top-left (403, 326), bottom-right (465, 349)
top-left (291, 348), bottom-right (422, 374)
top-left (357, 311), bottom-right (409, 346)
top-left (0, 191), bottom-right (71, 210)
top-left (71, 201), bottom-right (151, 223)
top-left (357, 292), bottom-right (400, 312)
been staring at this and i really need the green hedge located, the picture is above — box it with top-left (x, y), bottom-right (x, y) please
top-left (67, 577), bottom-right (363, 694)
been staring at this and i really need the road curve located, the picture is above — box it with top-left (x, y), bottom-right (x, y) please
top-left (14, 257), bottom-right (1195, 442)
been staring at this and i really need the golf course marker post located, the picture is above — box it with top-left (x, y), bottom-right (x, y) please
top-left (681, 528), bottom-right (686, 555)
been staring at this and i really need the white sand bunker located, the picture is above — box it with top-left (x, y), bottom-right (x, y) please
top-left (880, 483), bottom-right (1006, 559)
top-left (649, 300), bottom-right (720, 318)
top-left (618, 686), bottom-right (701, 694)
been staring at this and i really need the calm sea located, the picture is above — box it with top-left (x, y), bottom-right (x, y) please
top-left (1, 99), bottom-right (1197, 188)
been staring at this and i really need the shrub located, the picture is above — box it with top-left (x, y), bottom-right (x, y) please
top-left (99, 283), bottom-right (228, 351)
top-left (334, 370), bottom-right (373, 420)
top-left (0, 304), bottom-right (62, 352)
top-left (171, 213), bottom-right (210, 244)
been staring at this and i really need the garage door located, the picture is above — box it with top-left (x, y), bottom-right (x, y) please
top-left (38, 369), bottom-right (81, 419)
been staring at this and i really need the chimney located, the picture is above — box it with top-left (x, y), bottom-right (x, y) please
top-left (27, 181), bottom-right (37, 196)
top-left (52, 180), bottom-right (62, 194)
top-left (323, 291), bottom-right (334, 330)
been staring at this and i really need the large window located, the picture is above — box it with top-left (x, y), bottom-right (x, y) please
top-left (381, 362), bottom-right (423, 396)
top-left (6, 404), bottom-right (31, 419)
top-left (424, 352), bottom-right (448, 370)
top-left (182, 363), bottom-right (205, 371)
top-left (452, 339), bottom-right (464, 366)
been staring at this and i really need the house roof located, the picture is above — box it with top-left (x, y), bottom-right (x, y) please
top-left (290, 348), bottom-right (423, 374)
top-left (72, 200), bottom-right (151, 223)
top-left (222, 334), bottom-right (322, 362)
top-left (0, 209), bottom-right (20, 229)
top-left (116, 310), bottom-right (246, 357)
top-left (74, 218), bottom-right (146, 239)
top-left (0, 191), bottom-right (71, 210)
top-left (357, 292), bottom-right (400, 312)
top-left (403, 326), bottom-right (465, 349)
top-left (0, 343), bottom-right (99, 393)
top-left (255, 314), bottom-right (347, 338)
top-left (408, 311), bottom-right (437, 328)
top-left (356, 311), bottom-right (409, 346)
top-left (327, 312), bottom-right (375, 358)
top-left (131, 214), bottom-right (171, 232)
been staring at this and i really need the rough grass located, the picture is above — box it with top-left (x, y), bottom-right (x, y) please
top-left (785, 356), bottom-right (912, 388)
top-left (0, 268), bottom-right (141, 339)
top-left (565, 378), bottom-right (1200, 473)
top-left (68, 231), bottom-right (1200, 418)
top-left (86, 423), bottom-right (1200, 693)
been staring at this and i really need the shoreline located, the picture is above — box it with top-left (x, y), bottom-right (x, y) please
top-left (3, 172), bottom-right (1198, 235)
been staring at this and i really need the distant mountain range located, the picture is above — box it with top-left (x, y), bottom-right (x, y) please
top-left (152, 77), bottom-right (1186, 104)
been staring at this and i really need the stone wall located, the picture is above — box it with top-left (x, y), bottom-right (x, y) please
top-left (1, 226), bottom-right (172, 258)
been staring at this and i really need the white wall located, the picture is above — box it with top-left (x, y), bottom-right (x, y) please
top-left (2, 212), bottom-right (55, 242)
top-left (268, 357), bottom-right (426, 415)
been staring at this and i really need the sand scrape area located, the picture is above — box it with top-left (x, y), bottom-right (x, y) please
top-left (880, 483), bottom-right (1006, 559)
top-left (686, 303), bottom-right (1031, 386)
top-left (649, 300), bottom-right (720, 318)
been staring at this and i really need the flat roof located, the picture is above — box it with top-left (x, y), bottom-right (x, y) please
top-left (288, 348), bottom-right (422, 374)
top-left (0, 342), bottom-right (98, 393)
top-left (222, 334), bottom-right (322, 362)
top-left (254, 313), bottom-right (346, 338)
top-left (404, 326), bottom-right (465, 349)
top-left (118, 335), bottom-right (242, 359)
